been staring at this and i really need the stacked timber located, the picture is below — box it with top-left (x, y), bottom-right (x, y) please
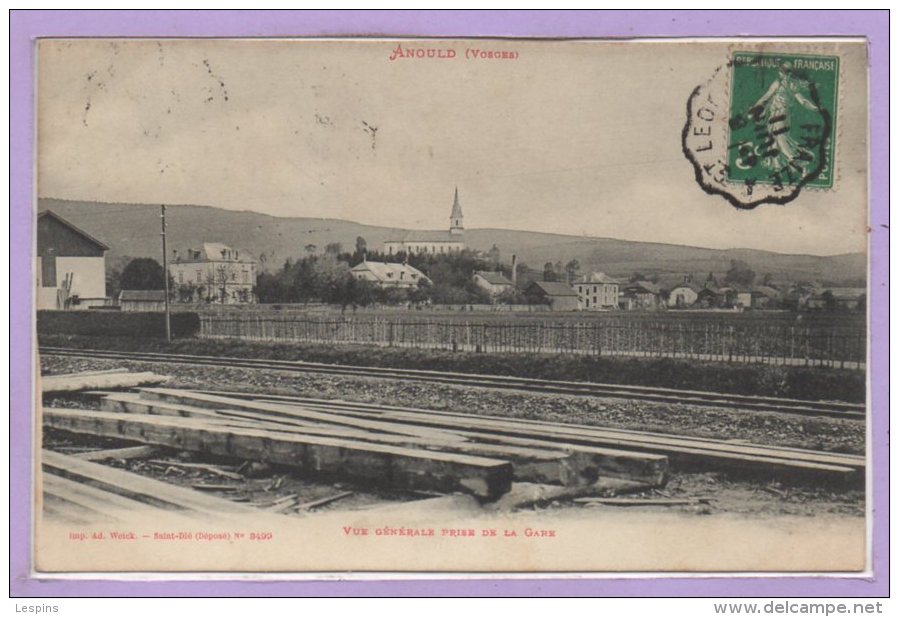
top-left (201, 390), bottom-right (865, 482)
top-left (41, 369), bottom-right (168, 393)
top-left (41, 449), bottom-right (259, 522)
top-left (42, 387), bottom-right (672, 502)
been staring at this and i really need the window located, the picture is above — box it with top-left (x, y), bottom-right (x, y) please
top-left (178, 271), bottom-right (184, 284)
top-left (196, 269), bottom-right (202, 282)
top-left (41, 255), bottom-right (57, 287)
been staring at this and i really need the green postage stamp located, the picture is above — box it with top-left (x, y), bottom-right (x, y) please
top-left (683, 51), bottom-right (840, 208)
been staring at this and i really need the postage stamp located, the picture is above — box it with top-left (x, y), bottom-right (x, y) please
top-left (683, 51), bottom-right (840, 209)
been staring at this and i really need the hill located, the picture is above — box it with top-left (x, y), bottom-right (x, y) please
top-left (37, 198), bottom-right (866, 286)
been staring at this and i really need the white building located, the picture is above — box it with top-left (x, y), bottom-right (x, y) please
top-left (350, 260), bottom-right (430, 289)
top-left (169, 242), bottom-right (257, 304)
top-left (472, 271), bottom-right (515, 299)
top-left (384, 188), bottom-right (465, 256)
top-left (36, 210), bottom-right (109, 310)
top-left (574, 272), bottom-right (620, 310)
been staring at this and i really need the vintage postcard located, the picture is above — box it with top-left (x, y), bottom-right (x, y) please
top-left (32, 35), bottom-right (871, 575)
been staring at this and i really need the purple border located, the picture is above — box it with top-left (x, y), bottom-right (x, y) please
top-left (10, 9), bottom-right (888, 597)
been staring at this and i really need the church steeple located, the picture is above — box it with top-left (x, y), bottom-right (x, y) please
top-left (449, 187), bottom-right (464, 236)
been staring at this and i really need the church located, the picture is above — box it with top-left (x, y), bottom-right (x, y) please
top-left (383, 188), bottom-right (465, 256)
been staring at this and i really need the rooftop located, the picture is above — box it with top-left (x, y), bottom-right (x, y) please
top-left (474, 271), bottom-right (514, 286)
top-left (576, 272), bottom-right (620, 285)
top-left (385, 230), bottom-right (465, 244)
top-left (119, 289), bottom-right (166, 302)
top-left (350, 260), bottom-right (430, 283)
top-left (528, 281), bottom-right (578, 297)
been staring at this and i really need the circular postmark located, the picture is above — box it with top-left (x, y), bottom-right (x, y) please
top-left (683, 52), bottom-right (838, 209)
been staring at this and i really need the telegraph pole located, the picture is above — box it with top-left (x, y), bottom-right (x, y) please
top-left (161, 205), bottom-right (172, 343)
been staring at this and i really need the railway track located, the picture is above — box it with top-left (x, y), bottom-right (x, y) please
top-left (39, 346), bottom-right (866, 420)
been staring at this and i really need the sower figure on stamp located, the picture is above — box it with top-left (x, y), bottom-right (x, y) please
top-left (750, 65), bottom-right (821, 176)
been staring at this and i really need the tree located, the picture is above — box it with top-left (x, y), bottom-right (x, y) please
top-left (324, 242), bottom-right (343, 256)
top-left (120, 257), bottom-right (166, 290)
top-left (564, 259), bottom-right (581, 284)
top-left (724, 260), bottom-right (756, 287)
top-left (304, 244), bottom-right (317, 255)
top-left (487, 244), bottom-right (501, 264)
top-left (106, 255), bottom-right (131, 300)
top-left (543, 262), bottom-right (558, 282)
top-left (354, 236), bottom-right (367, 259)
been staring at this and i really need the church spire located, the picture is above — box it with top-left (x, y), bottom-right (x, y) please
top-left (449, 187), bottom-right (464, 235)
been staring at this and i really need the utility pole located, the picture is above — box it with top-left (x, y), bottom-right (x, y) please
top-left (161, 205), bottom-right (172, 343)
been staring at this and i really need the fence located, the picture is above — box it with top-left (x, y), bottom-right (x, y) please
top-left (198, 314), bottom-right (866, 369)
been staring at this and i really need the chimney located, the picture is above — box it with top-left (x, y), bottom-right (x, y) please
top-left (511, 254), bottom-right (518, 286)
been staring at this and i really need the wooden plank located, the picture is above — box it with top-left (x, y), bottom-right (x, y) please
top-left (139, 388), bottom-right (467, 443)
top-left (226, 391), bottom-right (864, 466)
top-left (488, 477), bottom-right (650, 512)
top-left (296, 490), bottom-right (354, 511)
top-left (146, 460), bottom-right (244, 480)
top-left (73, 445), bottom-right (158, 462)
top-left (249, 396), bottom-right (861, 476)
top-left (42, 450), bottom-right (255, 516)
top-left (574, 497), bottom-right (712, 507)
top-left (42, 372), bottom-right (167, 393)
top-left (43, 473), bottom-right (155, 518)
top-left (109, 394), bottom-right (666, 486)
top-left (42, 409), bottom-right (514, 500)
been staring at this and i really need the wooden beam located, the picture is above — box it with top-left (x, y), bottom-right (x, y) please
top-left (296, 490), bottom-right (354, 511)
top-left (43, 472), bottom-right (155, 519)
top-left (73, 445), bottom-right (158, 462)
top-left (247, 396), bottom-right (861, 477)
top-left (42, 450), bottom-right (255, 516)
top-left (42, 409), bottom-right (514, 500)
top-left (139, 388), bottom-right (467, 443)
top-left (228, 391), bottom-right (864, 470)
top-left (112, 393), bottom-right (666, 486)
top-left (42, 372), bottom-right (167, 394)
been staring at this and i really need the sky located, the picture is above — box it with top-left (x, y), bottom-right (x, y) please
top-left (37, 38), bottom-right (868, 255)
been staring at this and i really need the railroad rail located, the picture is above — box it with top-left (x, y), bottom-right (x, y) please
top-left (39, 346), bottom-right (866, 420)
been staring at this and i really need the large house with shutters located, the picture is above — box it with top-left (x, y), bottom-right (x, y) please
top-left (36, 210), bottom-right (109, 310)
top-left (168, 243), bottom-right (257, 304)
top-left (383, 188), bottom-right (466, 256)
top-left (574, 272), bottom-right (620, 311)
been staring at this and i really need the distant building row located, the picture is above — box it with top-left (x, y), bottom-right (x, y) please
top-left (36, 209), bottom-right (865, 313)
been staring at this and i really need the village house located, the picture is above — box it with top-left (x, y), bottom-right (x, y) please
top-left (383, 188), bottom-right (465, 256)
top-left (754, 286), bottom-right (782, 308)
top-left (697, 286), bottom-right (737, 309)
top-left (804, 287), bottom-right (866, 311)
top-left (668, 283), bottom-right (700, 308)
top-left (619, 280), bottom-right (664, 310)
top-left (168, 242), bottom-right (257, 304)
top-left (36, 210), bottom-right (109, 310)
top-left (119, 289), bottom-right (167, 312)
top-left (472, 270), bottom-right (515, 299)
top-left (524, 281), bottom-right (580, 312)
top-left (574, 272), bottom-right (620, 311)
top-left (350, 260), bottom-right (430, 289)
